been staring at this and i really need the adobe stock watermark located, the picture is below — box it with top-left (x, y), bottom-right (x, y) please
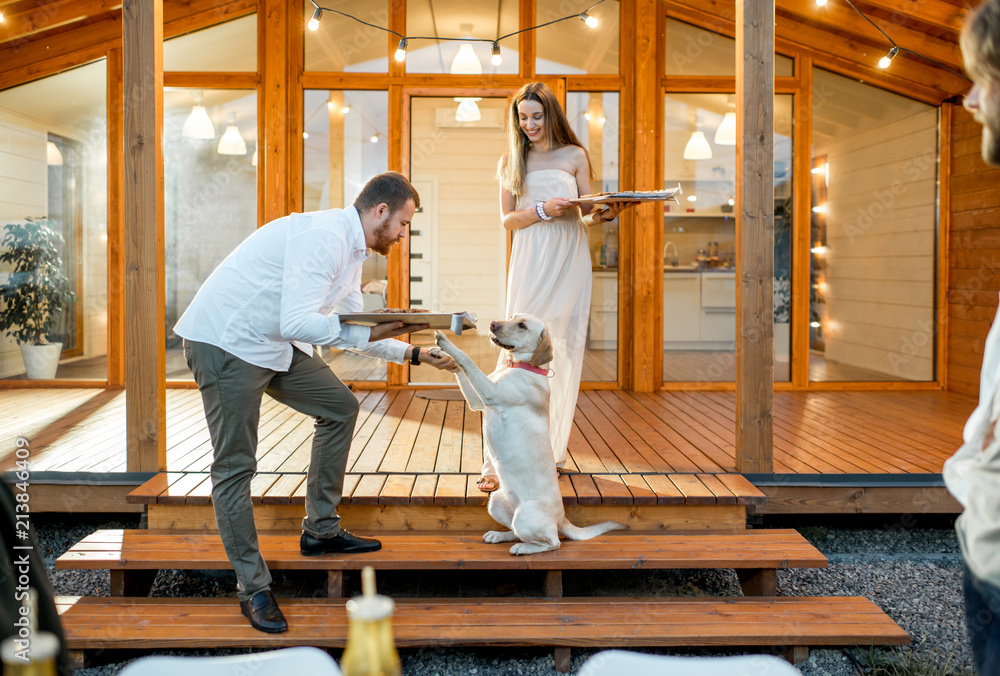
top-left (9, 437), bottom-right (35, 663)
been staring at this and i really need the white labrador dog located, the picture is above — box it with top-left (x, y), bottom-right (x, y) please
top-left (434, 313), bottom-right (624, 555)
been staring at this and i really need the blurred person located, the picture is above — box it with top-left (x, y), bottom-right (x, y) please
top-left (944, 2), bottom-right (1000, 672)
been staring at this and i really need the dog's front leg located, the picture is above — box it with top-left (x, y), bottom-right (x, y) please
top-left (434, 331), bottom-right (505, 407)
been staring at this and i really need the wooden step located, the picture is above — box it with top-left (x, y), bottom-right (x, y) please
top-left (56, 595), bottom-right (910, 651)
top-left (130, 471), bottom-right (765, 531)
top-left (56, 529), bottom-right (827, 597)
top-left (126, 472), bottom-right (767, 506)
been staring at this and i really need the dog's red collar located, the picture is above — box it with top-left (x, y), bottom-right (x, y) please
top-left (504, 359), bottom-right (550, 376)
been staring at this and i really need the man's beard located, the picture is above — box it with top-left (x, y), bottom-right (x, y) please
top-left (370, 219), bottom-right (397, 256)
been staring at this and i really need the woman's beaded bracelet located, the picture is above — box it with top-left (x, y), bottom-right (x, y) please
top-left (535, 203), bottom-right (552, 222)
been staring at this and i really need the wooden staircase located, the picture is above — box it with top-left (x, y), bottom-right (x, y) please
top-left (51, 472), bottom-right (910, 671)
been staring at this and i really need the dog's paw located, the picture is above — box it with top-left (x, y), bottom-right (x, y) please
top-left (483, 530), bottom-right (513, 544)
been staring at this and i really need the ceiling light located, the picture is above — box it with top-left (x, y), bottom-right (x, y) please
top-left (341, 104), bottom-right (351, 114)
top-left (714, 112), bottom-right (736, 145)
top-left (584, 112), bottom-right (592, 121)
top-left (490, 42), bottom-right (502, 67)
top-left (450, 43), bottom-right (483, 75)
top-left (182, 93), bottom-right (215, 139)
top-left (307, 7), bottom-right (322, 31)
top-left (579, 12), bottom-right (599, 28)
top-left (217, 119), bottom-right (247, 155)
top-left (598, 116), bottom-right (606, 125)
top-left (0, 9), bottom-right (5, 22)
top-left (46, 142), bottom-right (63, 166)
top-left (686, 195), bottom-right (697, 202)
top-left (394, 38), bottom-right (407, 62)
top-left (682, 130), bottom-right (712, 160)
top-left (815, 0), bottom-right (827, 5)
top-left (327, 100), bottom-right (336, 111)
top-left (370, 132), bottom-right (380, 143)
top-left (454, 97), bottom-right (482, 122)
top-left (302, 131), bottom-right (309, 139)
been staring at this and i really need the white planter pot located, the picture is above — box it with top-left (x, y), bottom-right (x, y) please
top-left (20, 343), bottom-right (62, 379)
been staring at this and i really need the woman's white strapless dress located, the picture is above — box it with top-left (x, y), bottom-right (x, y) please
top-left (497, 169), bottom-right (592, 468)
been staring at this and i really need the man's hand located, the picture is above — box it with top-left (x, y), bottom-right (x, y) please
top-left (421, 346), bottom-right (460, 373)
top-left (369, 321), bottom-right (430, 342)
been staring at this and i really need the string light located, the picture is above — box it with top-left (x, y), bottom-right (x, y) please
top-left (305, 0), bottom-right (607, 64)
top-left (0, 9), bottom-right (5, 22)
top-left (307, 7), bottom-right (321, 31)
top-left (817, 0), bottom-right (970, 81)
top-left (878, 46), bottom-right (898, 69)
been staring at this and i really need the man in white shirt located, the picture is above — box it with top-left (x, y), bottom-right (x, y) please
top-left (175, 172), bottom-right (458, 633)
top-left (944, 2), bottom-right (1000, 672)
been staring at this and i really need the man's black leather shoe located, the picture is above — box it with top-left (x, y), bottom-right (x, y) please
top-left (300, 529), bottom-right (382, 555)
top-left (239, 590), bottom-right (288, 633)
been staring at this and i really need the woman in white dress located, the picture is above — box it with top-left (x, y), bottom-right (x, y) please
top-left (477, 82), bottom-right (636, 492)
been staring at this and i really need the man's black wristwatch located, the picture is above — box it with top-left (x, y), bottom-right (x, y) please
top-left (410, 346), bottom-right (421, 365)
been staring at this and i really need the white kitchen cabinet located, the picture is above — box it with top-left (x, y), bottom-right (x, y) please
top-left (699, 272), bottom-right (736, 343)
top-left (663, 273), bottom-right (701, 342)
top-left (589, 271), bottom-right (618, 350)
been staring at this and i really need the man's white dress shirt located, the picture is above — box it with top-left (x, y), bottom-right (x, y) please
top-left (945, 293), bottom-right (1000, 586)
top-left (174, 205), bottom-right (408, 371)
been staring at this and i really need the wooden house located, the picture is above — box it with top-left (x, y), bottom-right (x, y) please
top-left (0, 0), bottom-right (991, 665)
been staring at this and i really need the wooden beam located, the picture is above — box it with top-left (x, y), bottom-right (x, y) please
top-left (0, 0), bottom-right (254, 91)
top-left (790, 56), bottom-right (812, 388)
top-left (848, 0), bottom-right (966, 33)
top-left (259, 0), bottom-right (288, 224)
top-left (107, 46), bottom-right (125, 387)
top-left (735, 0), bottom-right (774, 473)
top-left (0, 0), bottom-right (122, 45)
top-left (520, 0), bottom-right (535, 79)
top-left (937, 102), bottom-right (952, 390)
top-left (775, 0), bottom-right (962, 71)
top-left (122, 0), bottom-right (165, 471)
top-left (631, 0), bottom-right (659, 392)
top-left (665, 2), bottom-right (967, 104)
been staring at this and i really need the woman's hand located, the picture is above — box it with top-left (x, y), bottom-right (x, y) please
top-left (542, 197), bottom-right (576, 219)
top-left (595, 199), bottom-right (641, 222)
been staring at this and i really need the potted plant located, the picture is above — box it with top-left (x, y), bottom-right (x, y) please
top-left (0, 218), bottom-right (77, 379)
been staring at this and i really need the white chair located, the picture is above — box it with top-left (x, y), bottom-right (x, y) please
top-left (579, 649), bottom-right (803, 675)
top-left (117, 646), bottom-right (342, 676)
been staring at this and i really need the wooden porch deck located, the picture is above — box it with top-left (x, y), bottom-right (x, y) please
top-left (0, 388), bottom-right (972, 515)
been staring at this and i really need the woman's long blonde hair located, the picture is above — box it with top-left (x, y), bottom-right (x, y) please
top-left (497, 82), bottom-right (591, 197)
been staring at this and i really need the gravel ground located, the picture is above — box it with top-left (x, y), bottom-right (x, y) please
top-left (35, 513), bottom-right (973, 675)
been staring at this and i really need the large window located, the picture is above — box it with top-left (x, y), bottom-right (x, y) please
top-left (662, 93), bottom-right (793, 383)
top-left (809, 68), bottom-right (936, 382)
top-left (164, 88), bottom-right (258, 381)
top-left (568, 91), bottom-right (620, 383)
top-left (0, 61), bottom-right (108, 381)
top-left (303, 89), bottom-right (389, 382)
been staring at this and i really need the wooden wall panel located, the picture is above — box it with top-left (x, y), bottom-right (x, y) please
top-left (948, 104), bottom-right (1000, 397)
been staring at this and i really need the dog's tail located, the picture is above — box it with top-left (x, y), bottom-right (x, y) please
top-left (559, 519), bottom-right (626, 541)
